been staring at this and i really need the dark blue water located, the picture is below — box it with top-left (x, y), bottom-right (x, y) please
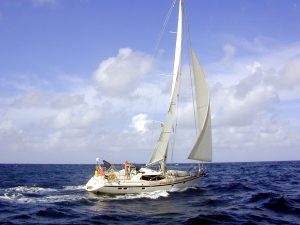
top-left (0, 161), bottom-right (299, 224)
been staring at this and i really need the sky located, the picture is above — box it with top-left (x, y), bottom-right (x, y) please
top-left (0, 0), bottom-right (300, 164)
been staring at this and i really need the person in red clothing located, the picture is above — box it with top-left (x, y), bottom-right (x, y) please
top-left (97, 165), bottom-right (105, 176)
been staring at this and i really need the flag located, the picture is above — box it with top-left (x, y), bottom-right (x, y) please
top-left (103, 160), bottom-right (112, 170)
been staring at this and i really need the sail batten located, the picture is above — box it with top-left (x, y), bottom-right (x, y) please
top-left (188, 49), bottom-right (212, 162)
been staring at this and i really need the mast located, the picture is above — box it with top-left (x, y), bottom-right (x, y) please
top-left (146, 0), bottom-right (183, 169)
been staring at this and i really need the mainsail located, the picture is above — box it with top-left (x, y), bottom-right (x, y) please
top-left (147, 0), bottom-right (212, 166)
top-left (146, 0), bottom-right (182, 166)
top-left (188, 49), bottom-right (212, 162)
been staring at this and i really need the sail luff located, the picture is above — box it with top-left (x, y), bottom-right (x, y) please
top-left (146, 0), bottom-right (182, 166)
top-left (188, 49), bottom-right (212, 162)
top-left (170, 0), bottom-right (182, 100)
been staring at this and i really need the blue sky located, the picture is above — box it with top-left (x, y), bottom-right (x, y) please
top-left (0, 0), bottom-right (300, 163)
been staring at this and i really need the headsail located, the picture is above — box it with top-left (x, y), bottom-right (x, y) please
top-left (188, 49), bottom-right (212, 162)
top-left (146, 0), bottom-right (183, 167)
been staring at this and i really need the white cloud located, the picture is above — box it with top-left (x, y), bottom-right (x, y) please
top-left (0, 120), bottom-right (22, 135)
top-left (93, 48), bottom-right (153, 96)
top-left (12, 91), bottom-right (48, 107)
top-left (51, 94), bottom-right (84, 108)
top-left (46, 106), bottom-right (101, 129)
top-left (208, 40), bottom-right (300, 161)
top-left (213, 79), bottom-right (278, 127)
top-left (0, 120), bottom-right (23, 151)
top-left (246, 61), bottom-right (261, 74)
top-left (129, 113), bottom-right (151, 134)
top-left (1, 41), bottom-right (300, 163)
top-left (276, 57), bottom-right (300, 90)
top-left (226, 36), bottom-right (277, 53)
top-left (130, 82), bottom-right (169, 114)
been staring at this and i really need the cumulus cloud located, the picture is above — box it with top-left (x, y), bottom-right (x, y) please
top-left (93, 48), bottom-right (153, 96)
top-left (1, 40), bottom-right (300, 163)
top-left (208, 41), bottom-right (300, 161)
top-left (129, 113), bottom-right (151, 134)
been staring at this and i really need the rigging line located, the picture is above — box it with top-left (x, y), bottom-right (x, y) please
top-left (148, 0), bottom-right (176, 152)
top-left (149, 0), bottom-right (176, 148)
top-left (183, 0), bottom-right (198, 136)
top-left (152, 0), bottom-right (177, 58)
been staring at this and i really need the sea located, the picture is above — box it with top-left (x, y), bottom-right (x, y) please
top-left (0, 161), bottom-right (299, 225)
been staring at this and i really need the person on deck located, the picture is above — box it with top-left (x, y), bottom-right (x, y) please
top-left (123, 160), bottom-right (131, 179)
top-left (97, 165), bottom-right (105, 177)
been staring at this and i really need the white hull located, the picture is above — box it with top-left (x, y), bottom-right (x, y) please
top-left (85, 173), bottom-right (202, 194)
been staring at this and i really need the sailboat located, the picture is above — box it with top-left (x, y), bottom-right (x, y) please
top-left (85, 0), bottom-right (212, 194)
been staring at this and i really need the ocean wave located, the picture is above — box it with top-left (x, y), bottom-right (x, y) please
top-left (0, 191), bottom-right (83, 204)
top-left (35, 207), bottom-right (73, 218)
top-left (249, 192), bottom-right (277, 202)
top-left (62, 185), bottom-right (85, 191)
top-left (126, 190), bottom-right (169, 200)
top-left (45, 194), bottom-right (84, 202)
top-left (12, 214), bottom-right (32, 220)
top-left (1, 162), bottom-right (300, 224)
top-left (169, 186), bottom-right (200, 193)
top-left (96, 190), bottom-right (170, 201)
top-left (5, 186), bottom-right (57, 193)
top-left (0, 193), bottom-right (24, 201)
top-left (184, 212), bottom-right (237, 224)
top-left (264, 196), bottom-right (300, 214)
top-left (0, 185), bottom-right (87, 204)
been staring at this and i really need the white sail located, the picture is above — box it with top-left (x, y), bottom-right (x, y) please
top-left (188, 49), bottom-right (212, 162)
top-left (146, 0), bottom-right (182, 166)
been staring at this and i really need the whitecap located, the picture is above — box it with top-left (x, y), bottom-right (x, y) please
top-left (0, 185), bottom-right (82, 204)
top-left (169, 186), bottom-right (198, 192)
top-left (6, 186), bottom-right (57, 193)
top-left (44, 194), bottom-right (84, 202)
top-left (0, 193), bottom-right (24, 201)
top-left (62, 185), bottom-right (85, 191)
top-left (131, 190), bottom-right (169, 199)
top-left (0, 191), bottom-right (84, 204)
top-left (101, 190), bottom-right (170, 200)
